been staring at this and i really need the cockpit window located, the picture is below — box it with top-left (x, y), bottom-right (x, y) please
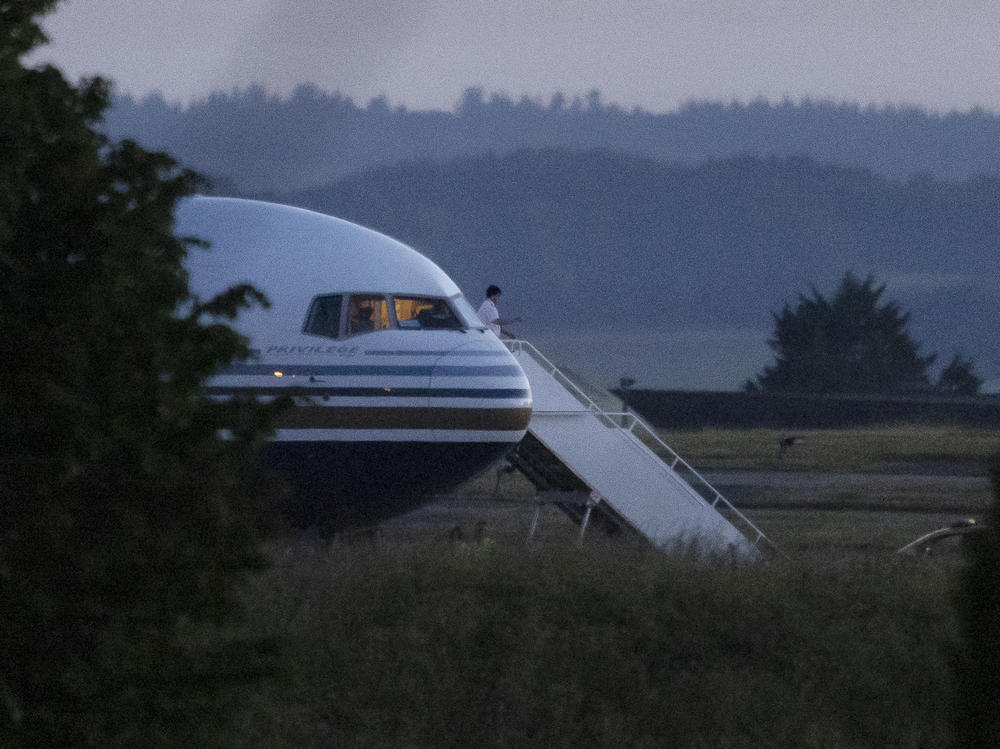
top-left (347, 294), bottom-right (390, 336)
top-left (450, 294), bottom-right (487, 329)
top-left (304, 293), bottom-right (477, 338)
top-left (394, 296), bottom-right (463, 330)
top-left (302, 294), bottom-right (343, 338)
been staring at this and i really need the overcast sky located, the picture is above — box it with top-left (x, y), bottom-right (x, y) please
top-left (27, 0), bottom-right (1000, 113)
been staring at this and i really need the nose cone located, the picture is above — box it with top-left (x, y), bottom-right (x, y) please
top-left (428, 335), bottom-right (532, 443)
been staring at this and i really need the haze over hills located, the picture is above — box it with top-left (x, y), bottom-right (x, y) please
top-left (106, 88), bottom-right (1000, 193)
top-left (101, 90), bottom-right (1000, 390)
top-left (268, 150), bottom-right (999, 391)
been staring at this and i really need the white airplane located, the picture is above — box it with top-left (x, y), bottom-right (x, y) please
top-left (175, 196), bottom-right (532, 530)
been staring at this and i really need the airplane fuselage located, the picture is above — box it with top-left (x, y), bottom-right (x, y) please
top-left (177, 197), bottom-right (532, 529)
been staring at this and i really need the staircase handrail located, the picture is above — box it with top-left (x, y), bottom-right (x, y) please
top-left (505, 339), bottom-right (777, 553)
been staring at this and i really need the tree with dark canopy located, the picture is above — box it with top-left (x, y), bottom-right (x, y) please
top-left (747, 272), bottom-right (935, 394)
top-left (1, 2), bottom-right (280, 745)
top-left (936, 353), bottom-right (982, 396)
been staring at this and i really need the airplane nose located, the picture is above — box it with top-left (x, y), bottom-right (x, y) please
top-left (428, 338), bottom-right (532, 442)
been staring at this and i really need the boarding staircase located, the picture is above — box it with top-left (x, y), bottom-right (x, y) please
top-left (504, 340), bottom-right (777, 560)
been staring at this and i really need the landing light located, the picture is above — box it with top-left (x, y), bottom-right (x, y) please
top-left (274, 371), bottom-right (283, 378)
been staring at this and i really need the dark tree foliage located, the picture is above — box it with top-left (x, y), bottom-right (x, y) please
top-left (748, 273), bottom-right (935, 394)
top-left (937, 354), bottom-right (982, 396)
top-left (952, 456), bottom-right (1000, 748)
top-left (1, 3), bottom-right (280, 745)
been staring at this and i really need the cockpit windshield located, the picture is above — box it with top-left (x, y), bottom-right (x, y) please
top-left (303, 293), bottom-right (482, 339)
top-left (450, 294), bottom-right (487, 329)
top-left (347, 295), bottom-right (390, 336)
top-left (394, 296), bottom-right (462, 329)
top-left (302, 294), bottom-right (342, 338)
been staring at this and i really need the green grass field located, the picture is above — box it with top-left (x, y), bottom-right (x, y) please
top-left (659, 424), bottom-right (1000, 473)
top-left (214, 425), bottom-right (996, 747)
top-left (228, 544), bottom-right (961, 748)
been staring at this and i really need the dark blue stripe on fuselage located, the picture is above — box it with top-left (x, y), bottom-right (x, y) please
top-left (220, 364), bottom-right (522, 377)
top-left (204, 386), bottom-right (531, 399)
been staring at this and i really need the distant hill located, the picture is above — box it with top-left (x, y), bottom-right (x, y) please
top-left (105, 87), bottom-right (1000, 389)
top-left (105, 87), bottom-right (1000, 193)
top-left (268, 150), bottom-right (1000, 390)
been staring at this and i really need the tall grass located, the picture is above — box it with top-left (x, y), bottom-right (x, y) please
top-left (199, 425), bottom-right (991, 747)
top-left (225, 542), bottom-right (958, 748)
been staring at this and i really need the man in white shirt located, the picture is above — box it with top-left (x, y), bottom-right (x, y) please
top-left (476, 285), bottom-right (520, 337)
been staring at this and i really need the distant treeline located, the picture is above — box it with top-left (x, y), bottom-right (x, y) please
top-left (102, 88), bottom-right (1000, 387)
top-left (104, 85), bottom-right (1000, 193)
top-left (622, 390), bottom-right (1000, 430)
